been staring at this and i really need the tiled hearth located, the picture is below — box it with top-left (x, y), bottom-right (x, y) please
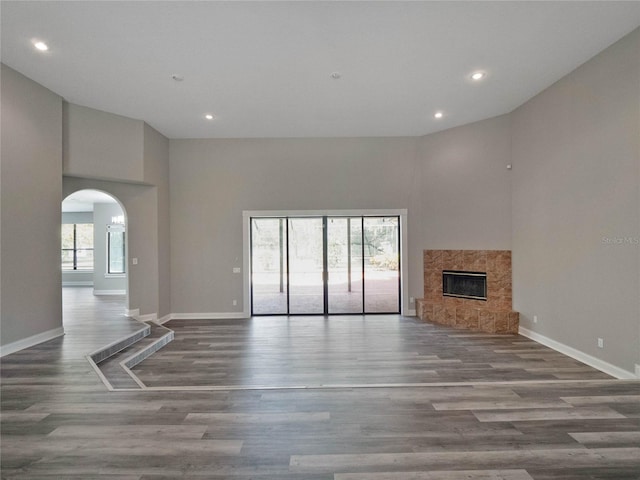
top-left (417, 250), bottom-right (519, 334)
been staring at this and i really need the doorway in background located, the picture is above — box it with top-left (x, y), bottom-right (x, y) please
top-left (62, 189), bottom-right (128, 324)
top-left (251, 216), bottom-right (400, 315)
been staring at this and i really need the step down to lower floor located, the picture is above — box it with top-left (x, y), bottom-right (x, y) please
top-left (89, 323), bottom-right (174, 390)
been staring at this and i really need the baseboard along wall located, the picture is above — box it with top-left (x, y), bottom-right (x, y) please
top-left (0, 327), bottom-right (65, 357)
top-left (518, 326), bottom-right (638, 380)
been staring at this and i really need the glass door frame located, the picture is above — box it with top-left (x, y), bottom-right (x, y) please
top-left (326, 216), bottom-right (363, 315)
top-left (247, 211), bottom-right (406, 316)
top-left (360, 215), bottom-right (401, 315)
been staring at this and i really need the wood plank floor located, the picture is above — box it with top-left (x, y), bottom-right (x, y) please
top-left (1, 288), bottom-right (639, 479)
top-left (132, 317), bottom-right (612, 389)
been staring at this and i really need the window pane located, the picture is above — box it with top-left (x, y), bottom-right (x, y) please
top-left (61, 224), bottom-right (75, 249)
top-left (108, 231), bottom-right (125, 274)
top-left (75, 249), bottom-right (94, 270)
top-left (61, 249), bottom-right (74, 270)
top-left (75, 224), bottom-right (93, 249)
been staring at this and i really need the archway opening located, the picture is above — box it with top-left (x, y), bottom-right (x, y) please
top-left (61, 190), bottom-right (128, 325)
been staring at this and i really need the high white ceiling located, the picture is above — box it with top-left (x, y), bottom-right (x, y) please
top-left (62, 190), bottom-right (119, 213)
top-left (2, 1), bottom-right (639, 139)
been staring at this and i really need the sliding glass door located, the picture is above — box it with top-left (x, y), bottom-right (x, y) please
top-left (363, 217), bottom-right (400, 313)
top-left (327, 217), bottom-right (363, 314)
top-left (251, 215), bottom-right (400, 315)
top-left (288, 218), bottom-right (324, 314)
top-left (250, 218), bottom-right (287, 315)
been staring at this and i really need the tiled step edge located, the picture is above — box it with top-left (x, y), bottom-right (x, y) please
top-left (89, 324), bottom-right (151, 364)
top-left (86, 322), bottom-right (151, 391)
top-left (118, 325), bottom-right (174, 389)
top-left (122, 325), bottom-right (174, 370)
top-left (87, 324), bottom-right (174, 391)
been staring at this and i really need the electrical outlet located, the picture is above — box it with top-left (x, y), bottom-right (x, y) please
top-left (233, 267), bottom-right (241, 273)
top-left (232, 299), bottom-right (237, 306)
top-left (132, 258), bottom-right (138, 265)
top-left (597, 338), bottom-right (604, 348)
top-left (533, 315), bottom-right (538, 323)
top-left (409, 297), bottom-right (415, 304)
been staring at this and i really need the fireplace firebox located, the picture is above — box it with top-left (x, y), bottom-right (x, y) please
top-left (419, 250), bottom-right (518, 334)
top-left (442, 270), bottom-right (487, 301)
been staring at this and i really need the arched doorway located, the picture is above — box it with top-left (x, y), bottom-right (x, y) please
top-left (61, 190), bottom-right (129, 324)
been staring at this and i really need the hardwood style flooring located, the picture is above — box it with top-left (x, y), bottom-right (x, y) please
top-left (1, 288), bottom-right (639, 479)
top-left (132, 318), bottom-right (612, 389)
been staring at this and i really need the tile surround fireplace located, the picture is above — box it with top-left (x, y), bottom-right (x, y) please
top-left (417, 250), bottom-right (519, 334)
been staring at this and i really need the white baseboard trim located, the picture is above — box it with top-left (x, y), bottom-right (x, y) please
top-left (157, 314), bottom-right (173, 325)
top-left (123, 308), bottom-right (158, 323)
top-left (0, 327), bottom-right (65, 357)
top-left (94, 289), bottom-right (126, 296)
top-left (518, 326), bottom-right (637, 380)
top-left (404, 309), bottom-right (416, 317)
top-left (62, 281), bottom-right (93, 287)
top-left (136, 312), bottom-right (157, 323)
top-left (171, 312), bottom-right (248, 320)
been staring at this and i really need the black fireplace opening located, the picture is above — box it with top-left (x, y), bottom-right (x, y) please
top-left (442, 270), bottom-right (487, 301)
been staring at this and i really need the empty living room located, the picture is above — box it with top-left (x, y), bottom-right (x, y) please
top-left (1, 1), bottom-right (639, 478)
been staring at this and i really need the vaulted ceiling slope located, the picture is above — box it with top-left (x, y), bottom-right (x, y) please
top-left (2, 1), bottom-right (639, 139)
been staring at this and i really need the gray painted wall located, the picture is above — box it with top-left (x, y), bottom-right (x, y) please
top-left (168, 130), bottom-right (514, 315)
top-left (92, 203), bottom-right (127, 293)
top-left (62, 212), bottom-right (93, 224)
top-left (144, 124), bottom-right (171, 318)
top-left (1, 64), bottom-right (63, 347)
top-left (418, 114), bottom-right (513, 251)
top-left (169, 137), bottom-right (421, 314)
top-left (511, 28), bottom-right (640, 373)
top-left (62, 103), bottom-right (170, 319)
top-left (62, 271), bottom-right (93, 286)
top-left (63, 103), bottom-right (144, 182)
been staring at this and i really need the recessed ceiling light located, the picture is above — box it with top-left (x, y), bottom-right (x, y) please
top-left (434, 111), bottom-right (444, 119)
top-left (470, 71), bottom-right (485, 81)
top-left (34, 41), bottom-right (49, 51)
top-left (205, 114), bottom-right (215, 120)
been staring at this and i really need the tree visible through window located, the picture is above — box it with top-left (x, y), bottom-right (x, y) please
top-left (61, 223), bottom-right (94, 270)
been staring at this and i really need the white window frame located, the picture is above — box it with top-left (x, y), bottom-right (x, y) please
top-left (105, 224), bottom-right (126, 277)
